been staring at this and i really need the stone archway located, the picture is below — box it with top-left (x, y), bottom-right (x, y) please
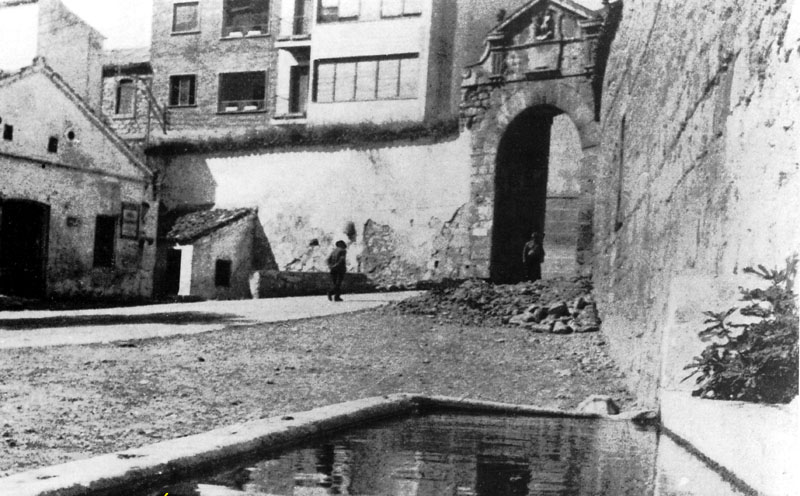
top-left (461, 80), bottom-right (601, 281)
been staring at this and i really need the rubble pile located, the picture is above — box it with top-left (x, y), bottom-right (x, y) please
top-left (394, 277), bottom-right (602, 333)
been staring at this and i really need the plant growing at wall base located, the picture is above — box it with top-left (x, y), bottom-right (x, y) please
top-left (683, 257), bottom-right (799, 404)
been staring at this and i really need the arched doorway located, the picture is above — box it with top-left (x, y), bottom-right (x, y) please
top-left (0, 198), bottom-right (50, 297)
top-left (490, 105), bottom-right (584, 283)
top-left (491, 105), bottom-right (557, 283)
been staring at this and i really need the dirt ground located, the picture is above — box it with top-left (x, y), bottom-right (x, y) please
top-left (0, 307), bottom-right (634, 477)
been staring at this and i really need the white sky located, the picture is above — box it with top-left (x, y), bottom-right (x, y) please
top-left (0, 0), bottom-right (152, 70)
top-left (0, 0), bottom-right (605, 71)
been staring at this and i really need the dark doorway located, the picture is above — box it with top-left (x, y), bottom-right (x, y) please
top-left (0, 199), bottom-right (50, 298)
top-left (289, 64), bottom-right (309, 115)
top-left (164, 248), bottom-right (182, 295)
top-left (491, 106), bottom-right (560, 283)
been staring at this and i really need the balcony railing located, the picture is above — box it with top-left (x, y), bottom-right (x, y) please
top-left (219, 99), bottom-right (266, 113)
top-left (222, 13), bottom-right (270, 37)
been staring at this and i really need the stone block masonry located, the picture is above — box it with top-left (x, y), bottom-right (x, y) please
top-left (592, 0), bottom-right (800, 407)
top-left (149, 0), bottom-right (278, 136)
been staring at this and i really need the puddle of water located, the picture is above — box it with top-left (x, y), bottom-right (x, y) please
top-left (144, 413), bottom-right (746, 496)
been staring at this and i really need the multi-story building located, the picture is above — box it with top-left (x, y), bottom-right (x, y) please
top-left (273, 0), bottom-right (455, 125)
top-left (149, 0), bottom-right (277, 137)
top-left (143, 0), bottom-right (456, 141)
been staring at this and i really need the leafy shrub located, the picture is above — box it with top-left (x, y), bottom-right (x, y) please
top-left (683, 258), bottom-right (798, 404)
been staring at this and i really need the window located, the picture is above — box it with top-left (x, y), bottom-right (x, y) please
top-left (318, 0), bottom-right (360, 22)
top-left (380, 0), bottom-right (421, 17)
top-left (218, 71), bottom-right (266, 112)
top-left (93, 215), bottom-right (116, 268)
top-left (491, 52), bottom-right (505, 75)
top-left (3, 124), bottom-right (12, 141)
top-left (215, 259), bottom-right (232, 287)
top-left (47, 137), bottom-right (58, 153)
top-left (222, 0), bottom-right (269, 37)
top-left (314, 55), bottom-right (419, 102)
top-left (169, 75), bottom-right (196, 107)
top-left (115, 79), bottom-right (135, 115)
top-left (172, 2), bottom-right (199, 33)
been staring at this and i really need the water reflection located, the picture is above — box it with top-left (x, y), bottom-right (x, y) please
top-left (153, 413), bottom-right (743, 496)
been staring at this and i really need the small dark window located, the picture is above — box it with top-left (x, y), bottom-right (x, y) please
top-left (47, 137), bottom-right (58, 153)
top-left (169, 75), bottom-right (196, 106)
top-left (93, 215), bottom-right (117, 267)
top-left (218, 71), bottom-right (266, 112)
top-left (3, 124), bottom-right (12, 141)
top-left (66, 130), bottom-right (76, 141)
top-left (215, 259), bottom-right (232, 287)
top-left (173, 2), bottom-right (199, 32)
top-left (115, 79), bottom-right (135, 115)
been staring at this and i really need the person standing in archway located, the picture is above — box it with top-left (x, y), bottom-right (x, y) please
top-left (522, 232), bottom-right (545, 282)
top-left (327, 240), bottom-right (347, 301)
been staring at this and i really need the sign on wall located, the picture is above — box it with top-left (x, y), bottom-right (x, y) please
top-left (120, 202), bottom-right (140, 239)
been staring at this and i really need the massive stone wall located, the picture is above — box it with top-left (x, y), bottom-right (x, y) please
top-left (594, 0), bottom-right (800, 406)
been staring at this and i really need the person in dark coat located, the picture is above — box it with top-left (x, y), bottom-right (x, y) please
top-left (522, 232), bottom-right (545, 282)
top-left (326, 240), bottom-right (347, 301)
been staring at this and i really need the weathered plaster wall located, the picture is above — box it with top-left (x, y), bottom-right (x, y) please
top-left (159, 135), bottom-right (473, 286)
top-left (594, 0), bottom-right (800, 406)
top-left (0, 71), bottom-right (156, 298)
top-left (0, 157), bottom-right (157, 298)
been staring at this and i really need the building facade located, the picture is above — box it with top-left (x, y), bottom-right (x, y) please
top-left (149, 0), bottom-right (278, 138)
top-left (273, 0), bottom-right (456, 125)
top-left (0, 59), bottom-right (158, 299)
top-left (144, 0), bottom-right (457, 142)
top-left (164, 208), bottom-right (277, 299)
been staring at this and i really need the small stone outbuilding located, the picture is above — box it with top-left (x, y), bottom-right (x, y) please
top-left (0, 58), bottom-right (158, 299)
top-left (164, 208), bottom-right (277, 300)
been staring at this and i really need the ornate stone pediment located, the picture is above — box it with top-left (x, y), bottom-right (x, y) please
top-left (463, 0), bottom-right (604, 87)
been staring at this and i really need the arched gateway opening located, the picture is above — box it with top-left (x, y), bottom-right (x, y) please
top-left (491, 105), bottom-right (584, 283)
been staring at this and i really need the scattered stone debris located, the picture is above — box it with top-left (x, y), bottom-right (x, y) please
top-left (392, 277), bottom-right (601, 335)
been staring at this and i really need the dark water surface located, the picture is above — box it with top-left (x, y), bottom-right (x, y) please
top-left (148, 413), bottom-right (745, 496)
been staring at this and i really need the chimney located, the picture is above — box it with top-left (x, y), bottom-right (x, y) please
top-left (37, 0), bottom-right (105, 112)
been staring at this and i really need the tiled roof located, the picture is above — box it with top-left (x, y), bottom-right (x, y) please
top-left (167, 208), bottom-right (255, 244)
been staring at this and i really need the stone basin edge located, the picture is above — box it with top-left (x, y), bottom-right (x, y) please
top-left (0, 393), bottom-right (654, 496)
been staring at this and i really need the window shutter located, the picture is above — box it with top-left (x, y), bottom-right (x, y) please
top-left (377, 58), bottom-right (400, 99)
top-left (334, 61), bottom-right (356, 101)
top-left (398, 57), bottom-right (418, 98)
top-left (355, 60), bottom-right (378, 100)
top-left (316, 62), bottom-right (335, 102)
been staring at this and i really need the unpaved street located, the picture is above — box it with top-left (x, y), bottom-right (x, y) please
top-left (0, 306), bottom-right (633, 477)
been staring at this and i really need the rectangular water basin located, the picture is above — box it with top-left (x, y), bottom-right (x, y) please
top-left (143, 410), bottom-right (748, 496)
